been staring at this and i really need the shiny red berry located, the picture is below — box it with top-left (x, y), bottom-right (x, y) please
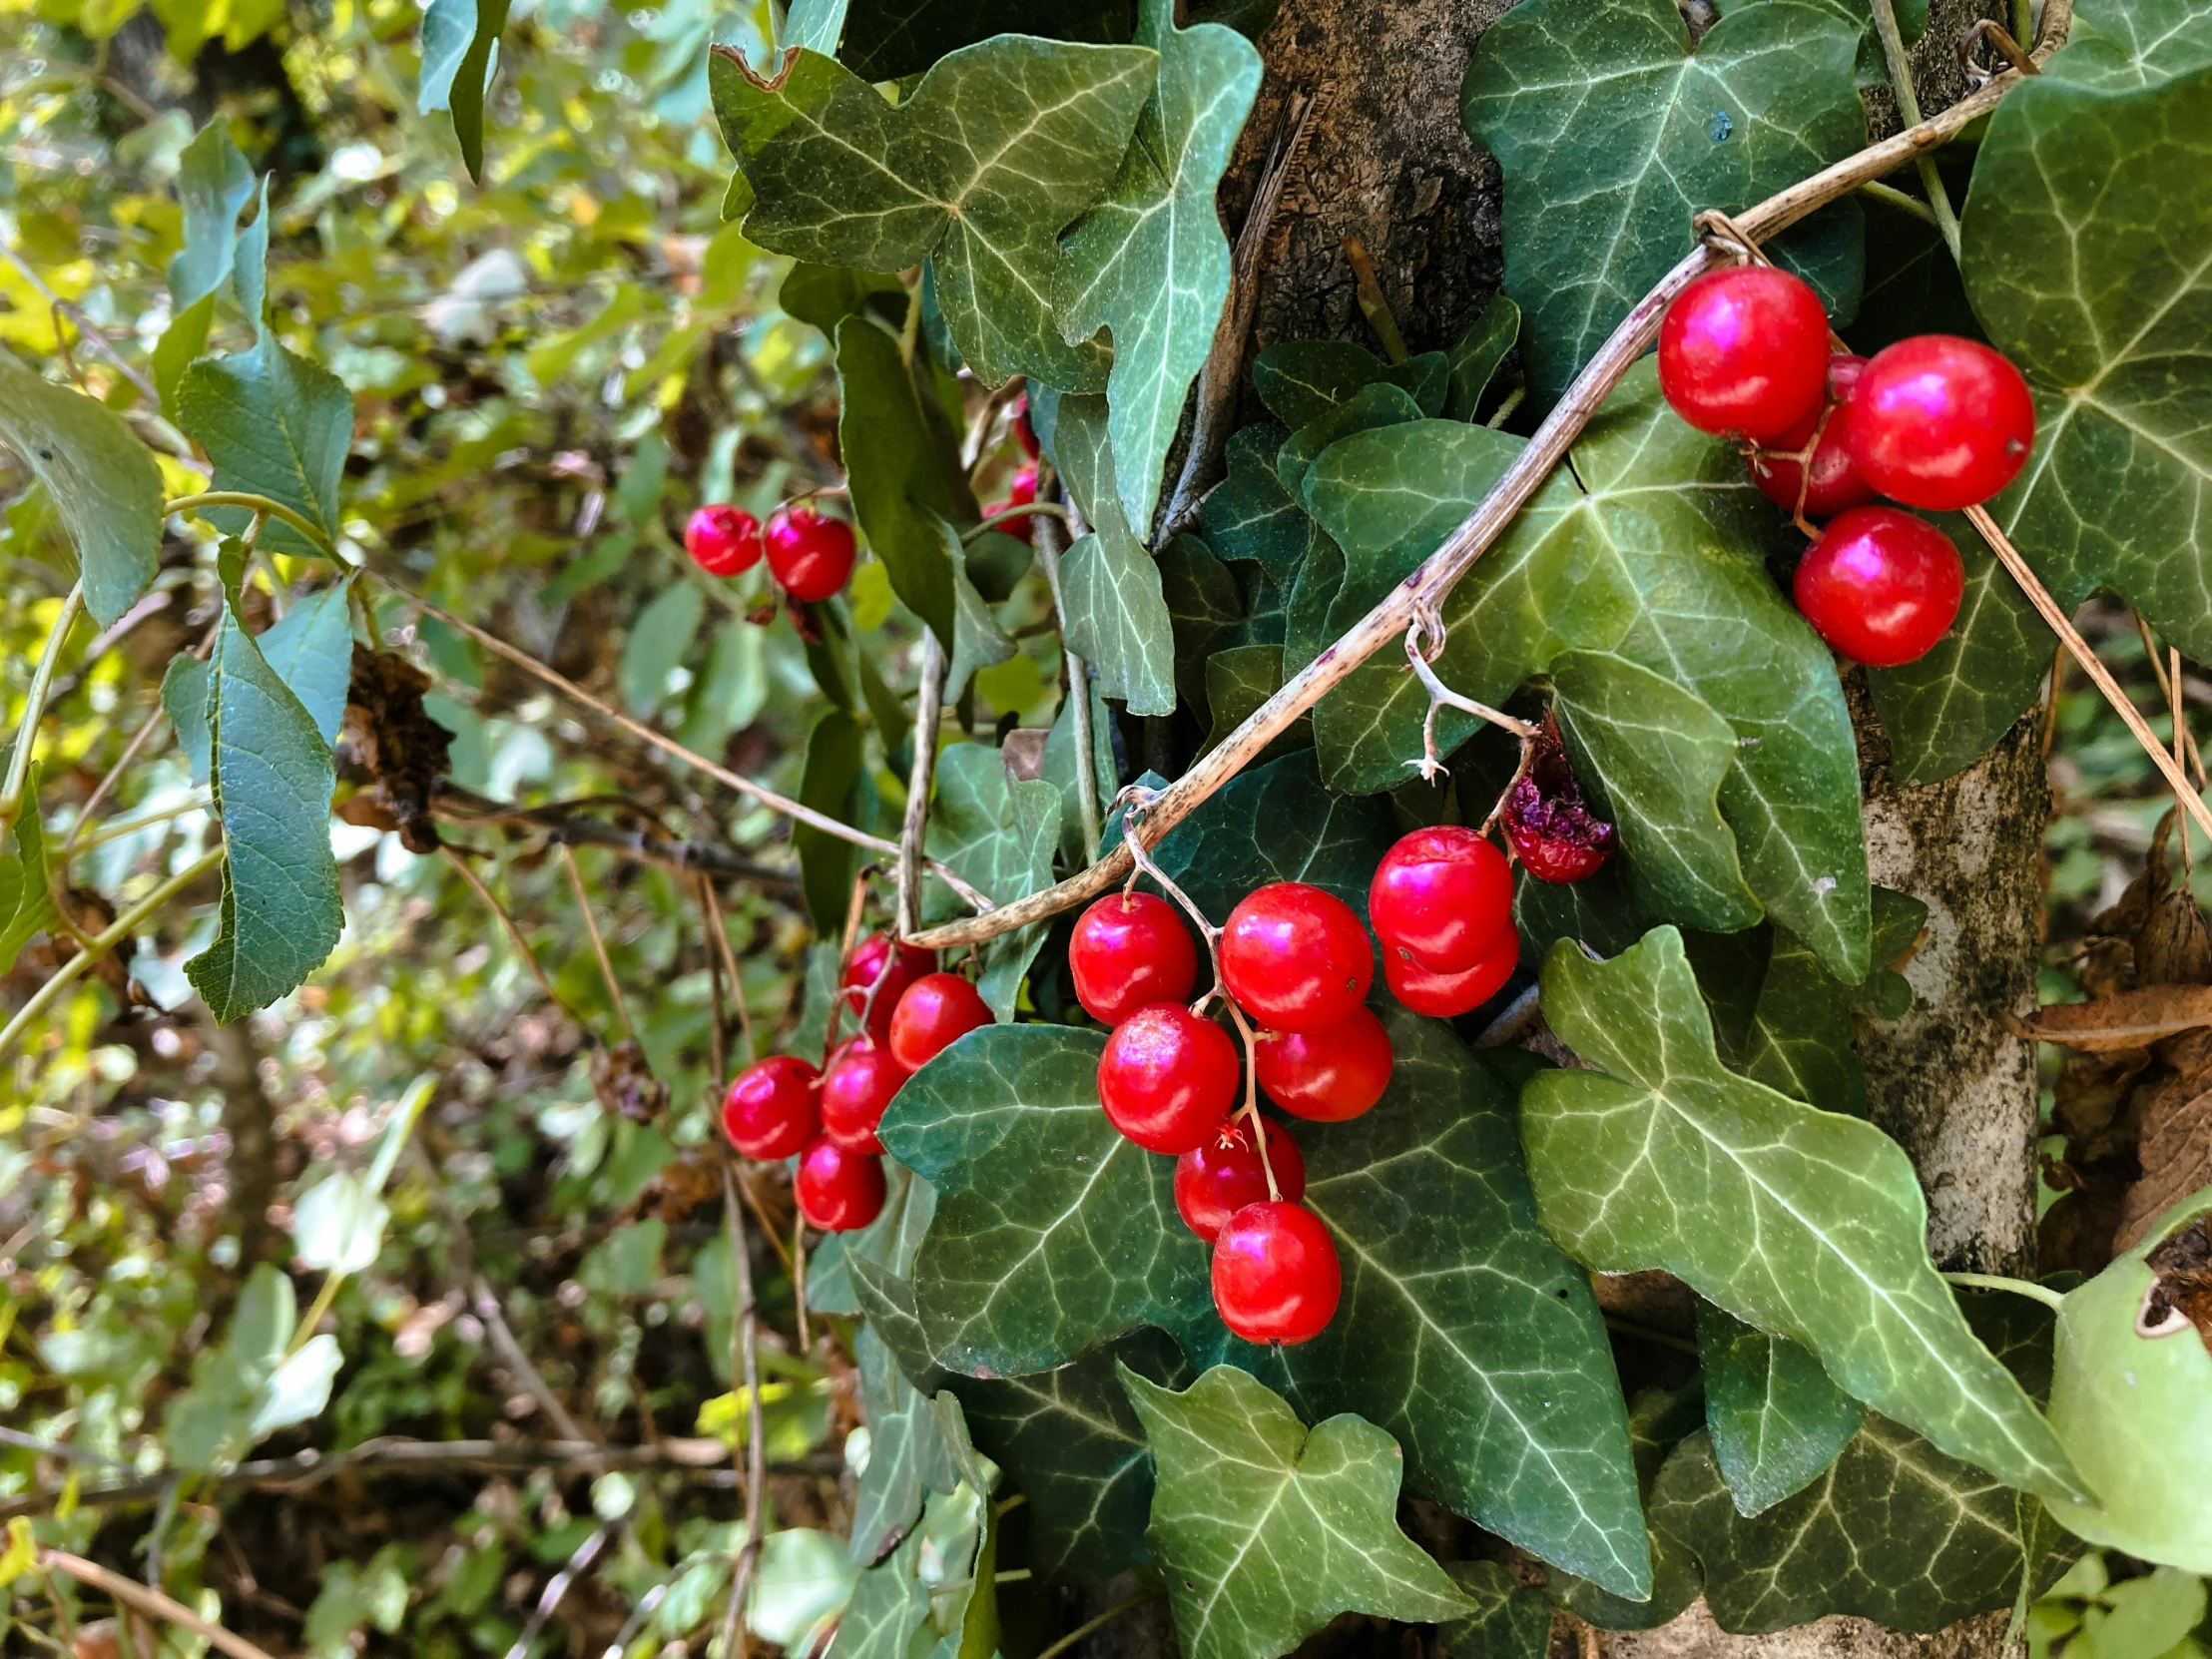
top-left (1793, 505), bottom-right (1964, 668)
top-left (1097, 1003), bottom-right (1240, 1155)
top-left (765, 506), bottom-right (857, 602)
top-left (1368, 826), bottom-right (1513, 975)
top-left (1068, 892), bottom-right (1200, 1026)
top-left (1657, 266), bottom-right (1831, 441)
top-left (821, 1038), bottom-right (908, 1154)
top-left (1253, 1006), bottom-right (1395, 1122)
top-left (1501, 718), bottom-right (1616, 884)
top-left (842, 933), bottom-right (934, 1042)
top-left (1749, 353), bottom-right (1875, 520)
top-left (1011, 393), bottom-right (1039, 460)
top-left (721, 1055), bottom-right (821, 1160)
top-left (1220, 882), bottom-right (1375, 1033)
top-left (685, 504), bottom-right (763, 577)
top-left (1175, 1118), bottom-right (1307, 1242)
top-left (1212, 1201), bottom-right (1341, 1346)
top-left (1383, 932), bottom-right (1516, 1019)
top-left (1844, 335), bottom-right (2035, 510)
top-left (887, 972), bottom-right (993, 1072)
top-left (795, 1135), bottom-right (886, 1231)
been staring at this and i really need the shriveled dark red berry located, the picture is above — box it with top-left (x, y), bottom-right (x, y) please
top-left (1502, 719), bottom-right (1616, 884)
top-left (1174, 1118), bottom-right (1307, 1242)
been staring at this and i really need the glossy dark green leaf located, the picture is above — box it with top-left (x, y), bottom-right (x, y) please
top-left (1143, 747), bottom-right (1395, 921)
top-left (779, 263), bottom-right (904, 337)
top-left (921, 742), bottom-right (1060, 1016)
top-left (1438, 1560), bottom-right (1552, 1659)
top-left (1527, 927), bottom-right (2088, 1507)
top-left (711, 38), bottom-right (1155, 390)
top-left (1202, 644), bottom-right (1305, 760)
top-left (2031, 0), bottom-right (2212, 92)
top-left (0, 348), bottom-right (164, 628)
top-left (1158, 534), bottom-right (1242, 717)
top-left (851, 1323), bottom-right (961, 1565)
top-left (1543, 1385), bottom-right (1705, 1630)
top-left (1697, 1302), bottom-right (1864, 1516)
top-left (1444, 293), bottom-right (1521, 422)
top-left (1053, 392), bottom-right (1177, 715)
top-left (1123, 1365), bottom-right (1473, 1659)
top-left (187, 602), bottom-right (343, 1021)
top-left (795, 709), bottom-right (866, 934)
top-left (1198, 424), bottom-right (1312, 582)
top-left (1056, 0), bottom-right (1261, 528)
top-left (0, 765), bottom-right (60, 976)
top-left (812, 1163), bottom-right (936, 1318)
top-left (1461, 0), bottom-right (1867, 405)
top-left (1277, 380), bottom-right (1423, 493)
top-left (1252, 340), bottom-right (1448, 430)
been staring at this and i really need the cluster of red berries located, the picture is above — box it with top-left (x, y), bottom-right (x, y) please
top-left (684, 500), bottom-right (857, 603)
top-left (719, 934), bottom-right (992, 1233)
top-left (1656, 265), bottom-right (2035, 668)
top-left (980, 395), bottom-right (1041, 544)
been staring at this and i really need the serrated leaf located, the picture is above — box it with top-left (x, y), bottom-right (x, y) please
top-left (1444, 294), bottom-right (1520, 422)
top-left (1252, 341), bottom-right (1448, 433)
top-left (0, 765), bottom-right (60, 976)
top-left (1302, 364), bottom-right (1870, 980)
top-left (168, 119), bottom-right (256, 312)
top-left (710, 37), bottom-right (1156, 390)
top-left (1527, 926), bottom-right (2088, 1506)
top-left (835, 314), bottom-right (974, 647)
top-left (1965, 55), bottom-right (2212, 664)
top-left (795, 709), bottom-right (867, 935)
top-left (1697, 1302), bottom-right (1864, 1516)
top-left (176, 334), bottom-right (352, 559)
top-left (921, 742), bottom-right (1059, 1017)
top-left (1123, 1365), bottom-right (1472, 1659)
top-left (254, 583), bottom-right (354, 743)
top-left (1439, 1560), bottom-right (1552, 1659)
top-left (0, 348), bottom-right (164, 629)
top-left (1460, 0), bottom-right (1867, 406)
top-left (418, 0), bottom-right (510, 180)
top-left (1053, 392), bottom-right (1177, 715)
top-left (186, 603), bottom-right (342, 1022)
top-left (1287, 1014), bottom-right (1650, 1600)
top-left (1054, 0), bottom-right (1261, 528)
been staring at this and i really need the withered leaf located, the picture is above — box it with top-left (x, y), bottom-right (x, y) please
top-left (342, 645), bottom-right (454, 853)
top-left (2009, 983), bottom-right (2212, 1052)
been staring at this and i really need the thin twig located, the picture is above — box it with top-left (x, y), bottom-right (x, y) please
top-left (1870, 0), bottom-right (1963, 262)
top-left (37, 1550), bottom-right (276, 1659)
top-left (434, 785), bottom-right (801, 892)
top-left (559, 842), bottom-right (637, 1041)
top-left (907, 67), bottom-right (2033, 953)
top-left (471, 1275), bottom-right (596, 1443)
top-left (1343, 235), bottom-right (1408, 364)
top-left (1, 585), bottom-right (85, 833)
top-left (0, 242), bottom-right (162, 409)
top-left (1967, 505), bottom-right (2212, 845)
top-left (502, 1522), bottom-right (610, 1659)
top-left (701, 873), bottom-right (756, 1066)
top-left (439, 845), bottom-right (575, 1019)
top-left (1035, 1591), bottom-right (1167, 1659)
top-left (962, 500), bottom-right (1071, 541)
top-left (2135, 616), bottom-right (2206, 789)
top-left (899, 632), bottom-right (947, 941)
top-left (792, 1214), bottom-right (811, 1354)
top-left (961, 379), bottom-right (1024, 476)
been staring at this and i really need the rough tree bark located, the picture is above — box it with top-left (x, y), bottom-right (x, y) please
top-left (1203, 0), bottom-right (2037, 1654)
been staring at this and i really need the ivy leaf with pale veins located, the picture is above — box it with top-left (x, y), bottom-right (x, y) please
top-left (1439, 1560), bottom-right (1553, 1659)
top-left (1055, 0), bottom-right (1261, 529)
top-left (1303, 366), bottom-right (1869, 979)
top-left (1697, 1302), bottom-right (1865, 1516)
top-left (1737, 886), bottom-right (1928, 1119)
top-left (1526, 926), bottom-right (2089, 1507)
top-left (1204, 645), bottom-right (1305, 760)
top-left (1198, 424), bottom-right (1313, 582)
top-left (1964, 54), bottom-right (2212, 663)
top-left (1141, 748), bottom-right (1395, 921)
top-left (1287, 1014), bottom-right (1650, 1600)
top-left (1252, 340), bottom-right (1449, 430)
top-left (1053, 392), bottom-right (1178, 715)
top-left (2035, 0), bottom-right (2212, 93)
top-left (1444, 293), bottom-right (1520, 422)
top-left (187, 602), bottom-right (343, 1022)
top-left (878, 1023), bottom-right (1210, 1378)
top-left (0, 348), bottom-right (164, 629)
top-left (1542, 1384), bottom-right (1706, 1631)
top-left (850, 1323), bottom-right (961, 1565)
top-left (921, 742), bottom-right (1060, 1017)
top-left (1460, 0), bottom-right (1867, 406)
top-left (1278, 380), bottom-right (1424, 495)
top-left (710, 38), bottom-right (1156, 390)
top-left (1125, 1365), bottom-right (1472, 1659)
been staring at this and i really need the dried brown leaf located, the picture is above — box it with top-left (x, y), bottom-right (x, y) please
top-left (343, 645), bottom-right (454, 853)
top-left (2009, 983), bottom-right (2212, 1051)
top-left (2118, 1090), bottom-right (2212, 1256)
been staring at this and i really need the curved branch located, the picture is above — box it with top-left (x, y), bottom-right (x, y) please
top-left (906, 67), bottom-right (2030, 952)
top-left (166, 491), bottom-right (337, 558)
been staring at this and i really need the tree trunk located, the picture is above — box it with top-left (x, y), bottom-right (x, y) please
top-left (1221, 0), bottom-right (2037, 1654)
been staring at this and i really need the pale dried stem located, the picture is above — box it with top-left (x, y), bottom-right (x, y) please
top-left (899, 632), bottom-right (947, 941)
top-left (1034, 470), bottom-right (1103, 853)
top-left (441, 845), bottom-right (574, 1019)
top-left (717, 1151), bottom-right (766, 1659)
top-left (36, 1549), bottom-right (275, 1659)
top-left (822, 865), bottom-right (877, 1059)
top-left (1402, 603), bottom-right (1537, 784)
top-left (961, 379), bottom-right (1022, 475)
top-left (792, 1214), bottom-right (811, 1354)
top-left (2134, 615), bottom-right (2206, 791)
top-left (908, 68), bottom-right (2032, 954)
top-left (502, 1522), bottom-right (609, 1659)
top-left (470, 1272), bottom-right (594, 1443)
top-left (1, 585), bottom-right (84, 833)
top-left (701, 872), bottom-right (757, 1062)
top-left (559, 841), bottom-right (637, 1042)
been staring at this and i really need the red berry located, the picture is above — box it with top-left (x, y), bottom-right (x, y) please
top-left (1011, 394), bottom-right (1039, 460)
top-left (821, 1038), bottom-right (908, 1154)
top-left (685, 504), bottom-right (763, 577)
top-left (795, 1135), bottom-right (886, 1231)
top-left (1657, 266), bottom-right (1832, 440)
top-left (1068, 892), bottom-right (1200, 1025)
top-left (1368, 826), bottom-right (1513, 975)
top-left (1253, 1006), bottom-right (1395, 1122)
top-left (721, 1055), bottom-right (821, 1160)
top-left (1220, 882), bottom-right (1375, 1033)
top-left (1383, 931), bottom-right (1516, 1019)
top-left (765, 506), bottom-right (857, 602)
top-left (1792, 505), bottom-right (1964, 668)
top-left (1211, 1201), bottom-right (1341, 1346)
top-left (1174, 1118), bottom-right (1307, 1242)
top-left (1844, 335), bottom-right (2035, 510)
top-left (1097, 1003), bottom-right (1240, 1155)
top-left (1007, 463), bottom-right (1037, 509)
top-left (1501, 717), bottom-right (1616, 884)
top-left (1748, 353), bottom-right (1876, 520)
top-left (887, 972), bottom-right (993, 1072)
top-left (842, 933), bottom-right (934, 1042)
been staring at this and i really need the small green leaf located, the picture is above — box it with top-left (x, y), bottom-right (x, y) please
top-left (1203, 644), bottom-right (1304, 760)
top-left (711, 37), bottom-right (1156, 389)
top-left (0, 765), bottom-right (60, 976)
top-left (1198, 423), bottom-right (1313, 582)
top-left (1054, 0), bottom-right (1262, 528)
top-left (418, 0), bottom-right (512, 180)
top-left (187, 602), bottom-right (343, 1022)
top-left (168, 118), bottom-right (257, 312)
top-left (1444, 293), bottom-right (1521, 421)
top-left (177, 334), bottom-right (353, 559)
top-left (1697, 1302), bottom-right (1865, 1516)
top-left (780, 0), bottom-right (846, 53)
top-left (850, 1323), bottom-right (961, 1566)
top-left (1159, 534), bottom-right (1243, 718)
top-left (794, 709), bottom-right (868, 935)
top-left (1123, 1364), bottom-right (1473, 1659)
top-left (1542, 1385), bottom-right (1706, 1630)
top-left (1527, 926), bottom-right (2089, 1507)
top-left (1438, 1560), bottom-right (1552, 1659)
top-left (1252, 341), bottom-right (1448, 434)
top-left (619, 581), bottom-right (707, 716)
top-left (934, 517), bottom-right (1021, 704)
top-left (252, 1335), bottom-right (342, 1435)
top-left (834, 1527), bottom-right (932, 1659)
top-left (2036, 0), bottom-right (2212, 92)
top-left (780, 263), bottom-right (903, 337)
top-left (1053, 392), bottom-right (1177, 715)
top-left (0, 347), bottom-right (165, 628)
top-left (1279, 379), bottom-right (1423, 492)
top-left (1042, 672), bottom-right (1117, 865)
top-left (291, 1170), bottom-right (388, 1276)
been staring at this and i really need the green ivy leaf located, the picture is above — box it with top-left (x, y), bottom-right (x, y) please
top-left (1460, 0), bottom-right (1867, 406)
top-left (1697, 1303), bottom-right (1865, 1516)
top-left (1737, 886), bottom-right (1927, 1119)
top-left (1966, 46), bottom-right (2212, 660)
top-left (1123, 1364), bottom-right (1473, 1659)
top-left (831, 0), bottom-right (1132, 81)
top-left (710, 38), bottom-right (1156, 390)
top-left (934, 517), bottom-right (1022, 704)
top-left (186, 602), bottom-right (343, 1022)
top-left (1542, 1384), bottom-right (1706, 1630)
top-left (794, 709), bottom-right (868, 934)
top-left (1158, 534), bottom-right (1242, 718)
top-left (1527, 926), bottom-right (2089, 1507)
top-left (1288, 1014), bottom-right (1650, 1601)
top-left (0, 348), bottom-right (164, 629)
top-left (1198, 424), bottom-right (1313, 582)
top-left (780, 263), bottom-right (904, 337)
top-left (1055, 0), bottom-right (1261, 528)
top-left (1302, 366), bottom-right (1869, 979)
top-left (1053, 392), bottom-right (1178, 715)
top-left (1142, 748), bottom-right (1395, 923)
top-left (417, 0), bottom-right (512, 181)
top-left (878, 1022), bottom-right (1207, 1377)
top-left (1438, 1560), bottom-right (1552, 1659)
top-left (1444, 294), bottom-right (1521, 422)
top-left (834, 1528), bottom-right (932, 1659)
top-left (2034, 0), bottom-right (2212, 91)
top-left (1042, 672), bottom-right (1116, 865)
top-left (1203, 644), bottom-right (1304, 760)
top-left (176, 333), bottom-right (353, 560)
top-left (1279, 380), bottom-right (1423, 494)
top-left (1252, 341), bottom-right (1448, 432)
top-left (0, 765), bottom-right (60, 976)
top-left (619, 581), bottom-right (706, 717)
top-left (851, 1323), bottom-right (962, 1565)
top-left (921, 742), bottom-right (1060, 1017)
